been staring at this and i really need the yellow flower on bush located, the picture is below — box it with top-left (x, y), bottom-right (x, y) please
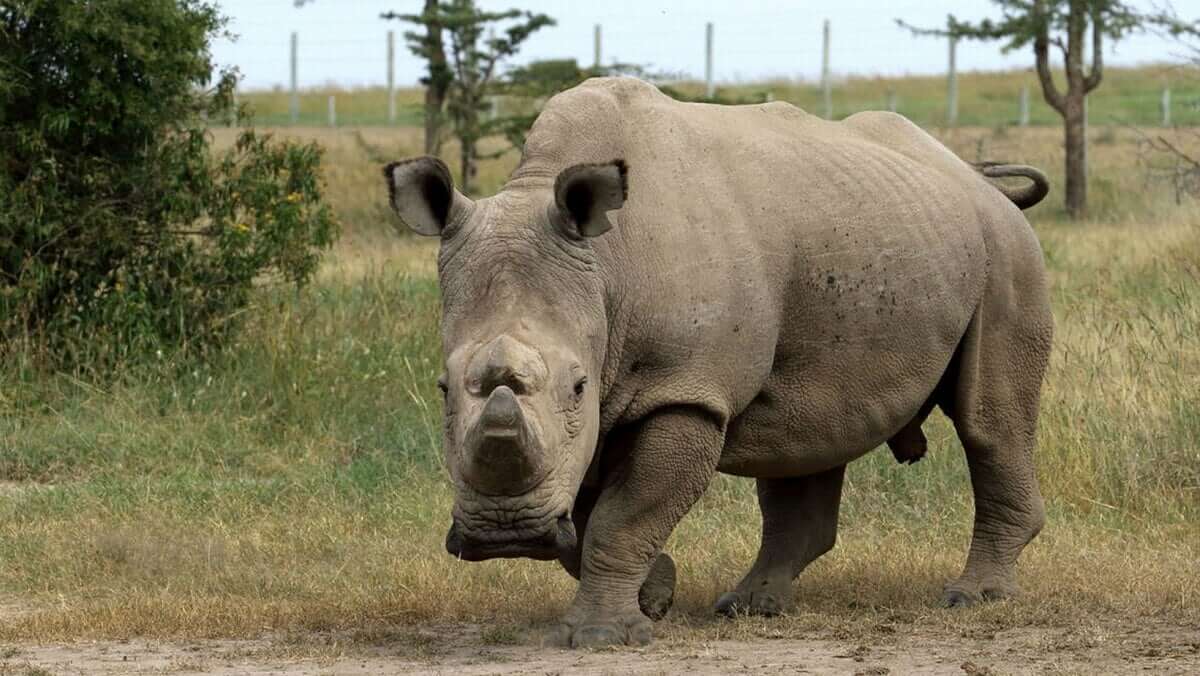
top-left (286, 192), bottom-right (302, 203)
top-left (234, 222), bottom-right (250, 232)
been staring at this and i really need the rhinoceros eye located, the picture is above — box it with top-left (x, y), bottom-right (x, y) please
top-left (573, 376), bottom-right (587, 399)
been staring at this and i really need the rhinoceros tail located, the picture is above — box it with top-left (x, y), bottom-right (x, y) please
top-left (974, 162), bottom-right (1050, 210)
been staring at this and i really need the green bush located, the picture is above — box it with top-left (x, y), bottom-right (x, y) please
top-left (0, 0), bottom-right (338, 367)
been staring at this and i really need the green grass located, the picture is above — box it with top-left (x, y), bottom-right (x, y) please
top-left (233, 86), bottom-right (427, 127)
top-left (232, 65), bottom-right (1200, 130)
top-left (1, 119), bottom-right (1199, 642)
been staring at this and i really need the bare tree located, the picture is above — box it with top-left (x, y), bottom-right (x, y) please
top-left (901, 1), bottom-right (1199, 219)
top-left (384, 1), bottom-right (552, 193)
top-left (383, 1), bottom-right (452, 155)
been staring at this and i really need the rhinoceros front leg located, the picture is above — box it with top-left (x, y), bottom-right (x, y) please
top-left (549, 407), bottom-right (723, 648)
top-left (558, 484), bottom-right (678, 621)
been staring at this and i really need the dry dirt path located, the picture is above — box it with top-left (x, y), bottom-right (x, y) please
top-left (3, 622), bottom-right (1198, 675)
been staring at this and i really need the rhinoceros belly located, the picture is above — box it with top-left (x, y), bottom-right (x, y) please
top-left (717, 212), bottom-right (985, 478)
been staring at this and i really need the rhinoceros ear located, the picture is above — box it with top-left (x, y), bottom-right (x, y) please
top-left (383, 156), bottom-right (473, 236)
top-left (553, 160), bottom-right (627, 238)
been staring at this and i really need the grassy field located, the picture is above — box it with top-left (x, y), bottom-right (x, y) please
top-left (2, 110), bottom-right (1199, 667)
top-left (238, 64), bottom-right (1200, 128)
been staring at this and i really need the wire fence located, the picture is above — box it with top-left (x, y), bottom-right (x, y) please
top-left (218, 26), bottom-right (1200, 130)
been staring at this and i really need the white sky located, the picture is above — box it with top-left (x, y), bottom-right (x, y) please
top-left (210, 1), bottom-right (1196, 90)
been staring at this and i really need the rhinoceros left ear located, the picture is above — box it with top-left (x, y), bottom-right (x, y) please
top-left (553, 160), bottom-right (627, 238)
top-left (383, 156), bottom-right (474, 236)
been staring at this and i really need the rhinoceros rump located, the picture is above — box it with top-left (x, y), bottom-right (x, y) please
top-left (383, 78), bottom-right (1053, 649)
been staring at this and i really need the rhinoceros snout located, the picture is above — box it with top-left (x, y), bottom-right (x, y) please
top-left (461, 386), bottom-right (549, 495)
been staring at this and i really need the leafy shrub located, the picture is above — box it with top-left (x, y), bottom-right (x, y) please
top-left (0, 0), bottom-right (338, 367)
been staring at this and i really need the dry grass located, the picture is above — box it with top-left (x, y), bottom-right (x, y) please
top-left (1, 470), bottom-right (1195, 642)
top-left (2, 120), bottom-right (1199, 645)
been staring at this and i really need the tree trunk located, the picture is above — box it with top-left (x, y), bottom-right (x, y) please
top-left (459, 137), bottom-right (474, 195)
top-left (1032, 0), bottom-right (1099, 220)
top-left (1063, 98), bottom-right (1087, 219)
top-left (422, 0), bottom-right (448, 156)
top-left (424, 80), bottom-right (444, 156)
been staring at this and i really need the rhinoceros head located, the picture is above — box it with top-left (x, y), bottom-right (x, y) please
top-left (383, 156), bottom-right (626, 562)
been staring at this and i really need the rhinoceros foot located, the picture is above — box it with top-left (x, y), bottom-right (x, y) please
top-left (713, 588), bottom-right (789, 618)
top-left (545, 604), bottom-right (652, 648)
top-left (942, 575), bottom-right (1020, 608)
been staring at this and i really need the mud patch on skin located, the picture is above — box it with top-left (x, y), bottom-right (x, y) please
top-left (3, 621), bottom-right (1198, 675)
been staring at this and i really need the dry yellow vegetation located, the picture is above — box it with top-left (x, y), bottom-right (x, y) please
top-left (2, 117), bottom-right (1198, 672)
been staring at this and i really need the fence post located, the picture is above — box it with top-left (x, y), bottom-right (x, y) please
top-left (1162, 87), bottom-right (1171, 126)
top-left (886, 88), bottom-right (897, 113)
top-left (1019, 85), bottom-right (1030, 126)
top-left (594, 24), bottom-right (602, 69)
top-left (821, 19), bottom-right (832, 119)
top-left (705, 23), bottom-right (714, 99)
top-left (947, 36), bottom-right (958, 126)
top-left (289, 32), bottom-right (299, 124)
top-left (328, 95), bottom-right (336, 127)
top-left (387, 30), bottom-right (396, 124)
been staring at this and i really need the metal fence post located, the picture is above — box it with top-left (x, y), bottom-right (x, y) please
top-left (594, 24), bottom-right (602, 69)
top-left (821, 19), bottom-right (832, 119)
top-left (1019, 85), bottom-right (1030, 126)
top-left (947, 36), bottom-right (958, 126)
top-left (387, 31), bottom-right (396, 124)
top-left (705, 23), bottom-right (715, 99)
top-left (290, 32), bottom-right (299, 124)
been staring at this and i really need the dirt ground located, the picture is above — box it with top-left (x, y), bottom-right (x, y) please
top-left (3, 620), bottom-right (1198, 675)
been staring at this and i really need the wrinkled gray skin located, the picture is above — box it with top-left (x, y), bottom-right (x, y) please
top-left (383, 78), bottom-right (1053, 649)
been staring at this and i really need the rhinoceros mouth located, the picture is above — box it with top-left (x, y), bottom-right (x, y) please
top-left (445, 515), bottom-right (576, 562)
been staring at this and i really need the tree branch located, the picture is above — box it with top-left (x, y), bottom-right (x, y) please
top-left (1152, 134), bottom-right (1200, 170)
top-left (1063, 1), bottom-right (1086, 92)
top-left (1035, 31), bottom-right (1066, 114)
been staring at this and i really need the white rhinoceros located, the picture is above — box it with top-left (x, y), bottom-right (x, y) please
top-left (384, 77), bottom-right (1053, 648)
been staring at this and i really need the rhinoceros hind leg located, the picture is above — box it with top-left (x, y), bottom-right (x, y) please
top-left (715, 465), bottom-right (845, 617)
top-left (941, 304), bottom-right (1051, 607)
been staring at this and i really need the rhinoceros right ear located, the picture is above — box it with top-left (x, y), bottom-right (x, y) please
top-left (383, 156), bottom-right (473, 236)
top-left (553, 160), bottom-right (627, 238)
